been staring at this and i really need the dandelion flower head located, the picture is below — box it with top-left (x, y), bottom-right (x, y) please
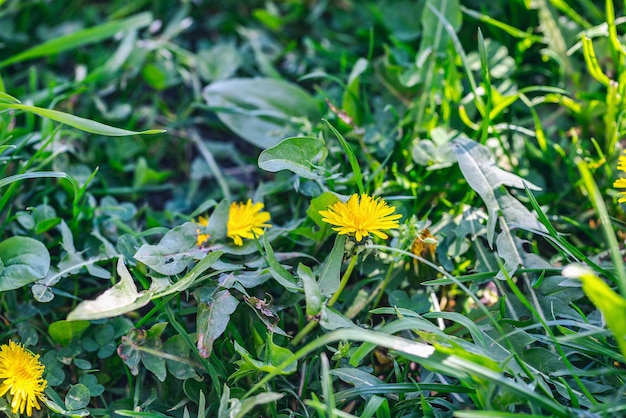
top-left (0, 340), bottom-right (47, 417)
top-left (227, 199), bottom-right (271, 246)
top-left (319, 193), bottom-right (402, 242)
top-left (196, 215), bottom-right (210, 246)
top-left (615, 153), bottom-right (626, 203)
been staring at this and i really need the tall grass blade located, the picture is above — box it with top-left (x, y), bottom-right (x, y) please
top-left (0, 13), bottom-right (153, 69)
top-left (0, 103), bottom-right (165, 136)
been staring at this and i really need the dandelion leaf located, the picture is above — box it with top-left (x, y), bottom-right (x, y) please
top-left (67, 258), bottom-right (151, 321)
top-left (203, 78), bottom-right (322, 148)
top-left (452, 137), bottom-right (541, 247)
top-left (196, 289), bottom-right (239, 358)
top-left (258, 136), bottom-right (327, 179)
top-left (134, 222), bottom-right (203, 276)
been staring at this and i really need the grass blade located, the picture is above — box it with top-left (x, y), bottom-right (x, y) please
top-left (0, 12), bottom-right (153, 69)
top-left (0, 103), bottom-right (165, 136)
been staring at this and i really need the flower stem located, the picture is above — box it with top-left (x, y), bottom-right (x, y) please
top-left (292, 255), bottom-right (358, 345)
top-left (291, 317), bottom-right (319, 346)
top-left (371, 262), bottom-right (395, 309)
top-left (328, 255), bottom-right (358, 307)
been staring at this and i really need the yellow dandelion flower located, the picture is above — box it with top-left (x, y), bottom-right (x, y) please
top-left (319, 193), bottom-right (402, 242)
top-left (227, 199), bottom-right (271, 246)
top-left (615, 153), bottom-right (626, 203)
top-left (0, 340), bottom-right (47, 417)
top-left (196, 216), bottom-right (211, 246)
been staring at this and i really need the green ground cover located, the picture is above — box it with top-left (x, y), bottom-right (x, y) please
top-left (2, 0), bottom-right (626, 416)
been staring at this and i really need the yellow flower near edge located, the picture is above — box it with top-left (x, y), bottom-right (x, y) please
top-left (615, 153), bottom-right (626, 203)
top-left (0, 340), bottom-right (47, 417)
top-left (227, 199), bottom-right (272, 246)
top-left (319, 193), bottom-right (402, 242)
top-left (196, 215), bottom-right (211, 246)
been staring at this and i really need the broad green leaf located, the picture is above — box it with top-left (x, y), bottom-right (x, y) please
top-left (134, 222), bottom-right (203, 276)
top-left (266, 333), bottom-right (297, 374)
top-left (163, 335), bottom-right (199, 380)
top-left (67, 258), bottom-right (151, 321)
top-left (299, 263), bottom-right (322, 317)
top-left (0, 12), bottom-right (153, 68)
top-left (43, 397), bottom-right (89, 417)
top-left (495, 227), bottom-right (523, 280)
top-left (65, 383), bottom-right (90, 411)
top-left (196, 289), bottom-right (239, 358)
top-left (152, 251), bottom-right (224, 299)
top-left (48, 320), bottom-right (91, 345)
top-left (307, 192), bottom-right (341, 229)
top-left (318, 234), bottom-right (346, 297)
top-left (563, 265), bottom-right (626, 359)
top-left (258, 136), bottom-right (327, 179)
top-left (451, 137), bottom-right (541, 246)
top-left (232, 337), bottom-right (297, 376)
top-left (141, 323), bottom-right (168, 382)
top-left (206, 199), bottom-right (230, 241)
top-left (202, 78), bottom-right (322, 148)
top-left (263, 234), bottom-right (301, 292)
top-left (0, 103), bottom-right (165, 136)
top-left (0, 236), bottom-right (50, 291)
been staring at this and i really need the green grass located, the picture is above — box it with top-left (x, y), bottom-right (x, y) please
top-left (2, 0), bottom-right (626, 417)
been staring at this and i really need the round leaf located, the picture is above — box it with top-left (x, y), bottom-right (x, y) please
top-left (65, 383), bottom-right (90, 410)
top-left (0, 236), bottom-right (50, 291)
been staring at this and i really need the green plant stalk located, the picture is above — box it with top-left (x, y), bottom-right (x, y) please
top-left (292, 254), bottom-right (358, 345)
top-left (371, 262), bottom-right (395, 309)
top-left (576, 157), bottom-right (626, 296)
top-left (328, 254), bottom-right (358, 307)
top-left (291, 316), bottom-right (319, 346)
